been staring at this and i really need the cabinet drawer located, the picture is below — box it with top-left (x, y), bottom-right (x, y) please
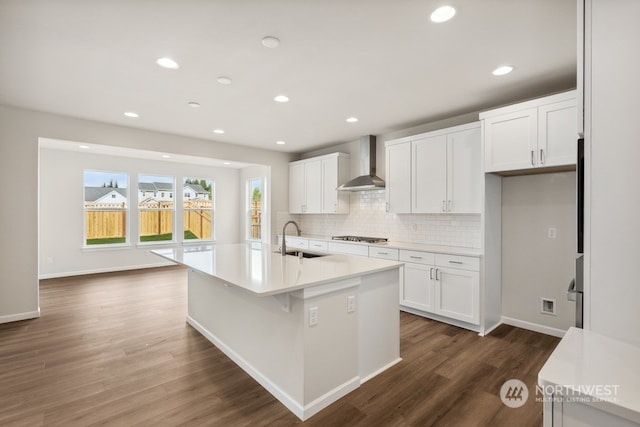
top-left (307, 240), bottom-right (328, 252)
top-left (435, 253), bottom-right (479, 271)
top-left (368, 246), bottom-right (399, 260)
top-left (327, 242), bottom-right (369, 257)
top-left (399, 250), bottom-right (435, 265)
top-left (284, 237), bottom-right (308, 249)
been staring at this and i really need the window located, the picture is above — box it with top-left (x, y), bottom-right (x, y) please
top-left (138, 175), bottom-right (174, 242)
top-left (83, 170), bottom-right (128, 245)
top-left (248, 178), bottom-right (263, 241)
top-left (183, 177), bottom-right (214, 240)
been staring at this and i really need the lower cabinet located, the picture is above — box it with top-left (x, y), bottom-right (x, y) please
top-left (399, 250), bottom-right (480, 326)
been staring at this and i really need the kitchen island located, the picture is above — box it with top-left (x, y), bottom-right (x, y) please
top-left (151, 243), bottom-right (403, 421)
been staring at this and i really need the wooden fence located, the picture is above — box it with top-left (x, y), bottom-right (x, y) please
top-left (251, 200), bottom-right (261, 240)
top-left (85, 199), bottom-right (216, 240)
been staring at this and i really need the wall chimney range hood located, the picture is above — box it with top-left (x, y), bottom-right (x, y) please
top-left (337, 135), bottom-right (385, 191)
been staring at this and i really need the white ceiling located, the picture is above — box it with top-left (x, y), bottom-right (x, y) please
top-left (0, 0), bottom-right (576, 154)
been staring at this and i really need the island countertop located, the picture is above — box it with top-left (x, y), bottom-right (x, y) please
top-left (151, 243), bottom-right (403, 296)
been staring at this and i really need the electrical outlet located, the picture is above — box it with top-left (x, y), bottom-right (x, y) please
top-left (309, 307), bottom-right (318, 326)
top-left (547, 228), bottom-right (557, 239)
top-left (347, 295), bottom-right (356, 313)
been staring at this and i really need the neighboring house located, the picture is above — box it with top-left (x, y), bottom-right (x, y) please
top-left (137, 182), bottom-right (174, 202)
top-left (84, 187), bottom-right (128, 206)
top-left (183, 183), bottom-right (209, 200)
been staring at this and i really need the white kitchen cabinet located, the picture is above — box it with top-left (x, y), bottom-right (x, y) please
top-left (399, 250), bottom-right (480, 326)
top-left (385, 141), bottom-right (411, 213)
top-left (386, 122), bottom-right (481, 214)
top-left (289, 153), bottom-right (350, 214)
top-left (412, 127), bottom-right (481, 214)
top-left (481, 90), bottom-right (577, 173)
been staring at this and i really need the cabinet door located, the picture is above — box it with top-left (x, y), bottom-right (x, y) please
top-left (385, 142), bottom-right (412, 213)
top-left (412, 135), bottom-right (447, 213)
top-left (401, 262), bottom-right (435, 313)
top-left (447, 127), bottom-right (481, 213)
top-left (538, 99), bottom-right (578, 167)
top-left (322, 157), bottom-right (338, 213)
top-left (435, 267), bottom-right (479, 325)
top-left (304, 160), bottom-right (322, 213)
top-left (289, 163), bottom-right (305, 213)
top-left (484, 108), bottom-right (538, 172)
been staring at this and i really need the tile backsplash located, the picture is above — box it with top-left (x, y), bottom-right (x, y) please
top-left (278, 190), bottom-right (481, 248)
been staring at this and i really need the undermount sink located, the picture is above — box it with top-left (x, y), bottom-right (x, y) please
top-left (275, 249), bottom-right (328, 259)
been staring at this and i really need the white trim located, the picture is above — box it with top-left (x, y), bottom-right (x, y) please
top-left (481, 320), bottom-right (503, 336)
top-left (501, 316), bottom-right (567, 338)
top-left (0, 309), bottom-right (40, 324)
top-left (360, 357), bottom-right (402, 384)
top-left (187, 315), bottom-right (360, 421)
top-left (400, 306), bottom-right (481, 334)
top-left (38, 262), bottom-right (174, 280)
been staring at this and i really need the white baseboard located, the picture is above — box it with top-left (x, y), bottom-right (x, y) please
top-left (501, 316), bottom-right (567, 338)
top-left (0, 309), bottom-right (40, 324)
top-left (187, 315), bottom-right (360, 421)
top-left (360, 357), bottom-right (402, 384)
top-left (482, 320), bottom-right (503, 336)
top-left (38, 262), bottom-right (175, 279)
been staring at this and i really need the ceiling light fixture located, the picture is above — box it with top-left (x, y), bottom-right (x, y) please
top-left (124, 112), bottom-right (139, 118)
top-left (274, 95), bottom-right (289, 103)
top-left (187, 102), bottom-right (201, 108)
top-left (223, 161), bottom-right (231, 165)
top-left (492, 65), bottom-right (514, 76)
top-left (213, 129), bottom-right (225, 134)
top-left (276, 140), bottom-right (286, 145)
top-left (346, 117), bottom-right (359, 123)
top-left (79, 145), bottom-right (90, 149)
top-left (156, 57), bottom-right (179, 69)
top-left (161, 154), bottom-right (171, 159)
top-left (217, 76), bottom-right (232, 85)
top-left (262, 36), bottom-right (280, 48)
top-left (430, 5), bottom-right (456, 23)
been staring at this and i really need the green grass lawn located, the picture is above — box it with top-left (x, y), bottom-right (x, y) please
top-left (86, 237), bottom-right (126, 245)
top-left (184, 230), bottom-right (198, 240)
top-left (140, 233), bottom-right (173, 242)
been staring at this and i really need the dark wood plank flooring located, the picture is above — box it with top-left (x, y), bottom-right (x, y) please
top-left (0, 267), bottom-right (559, 426)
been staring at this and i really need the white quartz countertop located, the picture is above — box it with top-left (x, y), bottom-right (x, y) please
top-left (538, 327), bottom-right (640, 423)
top-left (151, 243), bottom-right (403, 297)
top-left (281, 234), bottom-right (483, 257)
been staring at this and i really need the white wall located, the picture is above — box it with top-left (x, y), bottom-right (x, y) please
top-left (501, 172), bottom-right (576, 331)
top-left (586, 0), bottom-right (640, 345)
top-left (39, 147), bottom-right (240, 277)
top-left (0, 104), bottom-right (294, 324)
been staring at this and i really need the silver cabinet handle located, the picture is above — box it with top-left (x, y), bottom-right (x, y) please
top-left (540, 148), bottom-right (545, 165)
top-left (448, 260), bottom-right (463, 265)
top-left (447, 200), bottom-right (452, 212)
top-left (442, 200), bottom-right (446, 212)
top-left (429, 267), bottom-right (434, 280)
top-left (385, 202), bottom-right (389, 212)
top-left (531, 150), bottom-right (535, 166)
top-left (378, 252), bottom-right (389, 255)
top-left (410, 256), bottom-right (423, 259)
top-left (435, 268), bottom-right (440, 280)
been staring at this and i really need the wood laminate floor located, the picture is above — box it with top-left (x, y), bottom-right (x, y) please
top-left (0, 267), bottom-right (559, 426)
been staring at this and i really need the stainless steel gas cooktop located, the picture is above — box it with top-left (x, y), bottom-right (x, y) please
top-left (331, 235), bottom-right (388, 244)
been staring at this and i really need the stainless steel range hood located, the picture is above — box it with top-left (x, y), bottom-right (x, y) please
top-left (337, 135), bottom-right (385, 191)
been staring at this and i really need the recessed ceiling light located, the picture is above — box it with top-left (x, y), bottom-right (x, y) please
top-left (276, 140), bottom-right (286, 145)
top-left (346, 117), bottom-right (359, 123)
top-left (492, 65), bottom-right (514, 76)
top-left (187, 102), bottom-right (201, 108)
top-left (124, 112), bottom-right (139, 118)
top-left (156, 57), bottom-right (179, 70)
top-left (161, 154), bottom-right (171, 159)
top-left (217, 76), bottom-right (232, 85)
top-left (430, 5), bottom-right (456, 23)
top-left (223, 161), bottom-right (231, 165)
top-left (262, 36), bottom-right (280, 48)
top-left (79, 145), bottom-right (90, 149)
top-left (213, 129), bottom-right (225, 134)
top-left (274, 95), bottom-right (289, 103)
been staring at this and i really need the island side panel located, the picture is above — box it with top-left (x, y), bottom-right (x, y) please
top-left (186, 270), bottom-right (305, 410)
top-left (358, 267), bottom-right (402, 381)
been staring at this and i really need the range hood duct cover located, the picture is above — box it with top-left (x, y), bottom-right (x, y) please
top-left (337, 135), bottom-right (385, 191)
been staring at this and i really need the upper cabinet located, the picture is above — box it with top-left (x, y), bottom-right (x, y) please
top-left (481, 90), bottom-right (577, 173)
top-left (385, 122), bottom-right (481, 214)
top-left (289, 153), bottom-right (350, 214)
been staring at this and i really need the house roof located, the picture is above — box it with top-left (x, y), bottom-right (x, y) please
top-left (138, 182), bottom-right (174, 192)
top-left (184, 183), bottom-right (206, 193)
top-left (84, 187), bottom-right (127, 202)
top-left (138, 182), bottom-right (156, 191)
